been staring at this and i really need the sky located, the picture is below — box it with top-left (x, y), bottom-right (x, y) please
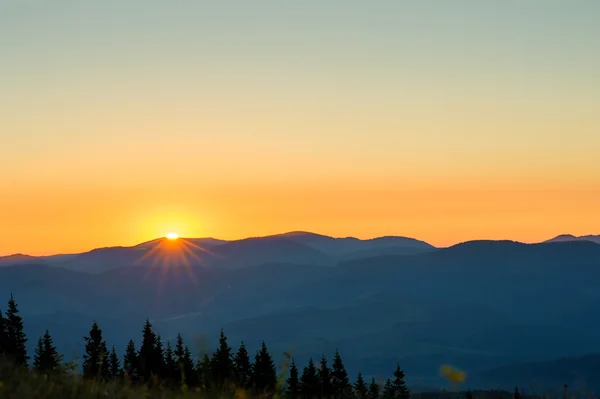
top-left (1, 1), bottom-right (599, 255)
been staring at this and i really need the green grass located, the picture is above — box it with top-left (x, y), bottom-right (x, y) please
top-left (0, 356), bottom-right (288, 399)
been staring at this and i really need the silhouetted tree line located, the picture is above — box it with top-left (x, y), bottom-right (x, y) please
top-left (1, 294), bottom-right (410, 398)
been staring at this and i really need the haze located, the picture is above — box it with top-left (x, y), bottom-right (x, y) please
top-left (1, 1), bottom-right (599, 255)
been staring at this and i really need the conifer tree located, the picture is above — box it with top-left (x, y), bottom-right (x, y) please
top-left (155, 333), bottom-right (165, 378)
top-left (466, 390), bottom-right (474, 399)
top-left (174, 333), bottom-right (186, 384)
top-left (182, 345), bottom-right (197, 387)
top-left (100, 341), bottom-right (111, 380)
top-left (391, 364), bottom-right (410, 399)
top-left (109, 346), bottom-right (121, 379)
top-left (199, 353), bottom-right (212, 391)
top-left (300, 358), bottom-right (319, 399)
top-left (317, 354), bottom-right (333, 398)
top-left (286, 358), bottom-right (300, 399)
top-left (382, 379), bottom-right (394, 399)
top-left (514, 387), bottom-right (521, 399)
top-left (368, 377), bottom-right (381, 399)
top-left (233, 341), bottom-right (252, 389)
top-left (33, 330), bottom-right (61, 373)
top-left (33, 336), bottom-right (44, 371)
top-left (82, 321), bottom-right (109, 380)
top-left (331, 349), bottom-right (351, 398)
top-left (210, 329), bottom-right (234, 389)
top-left (164, 341), bottom-right (178, 386)
top-left (4, 294), bottom-right (28, 366)
top-left (123, 339), bottom-right (138, 381)
top-left (354, 372), bottom-right (368, 399)
top-left (175, 333), bottom-right (185, 362)
top-left (138, 319), bottom-right (159, 382)
top-left (252, 341), bottom-right (277, 394)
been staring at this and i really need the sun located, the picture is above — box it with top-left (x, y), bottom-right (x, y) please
top-left (166, 232), bottom-right (179, 240)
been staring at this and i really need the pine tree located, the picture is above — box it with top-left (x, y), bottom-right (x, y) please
top-left (174, 333), bottom-right (186, 385)
top-left (109, 346), bottom-right (121, 379)
top-left (210, 329), bottom-right (234, 389)
top-left (182, 346), bottom-right (196, 386)
top-left (331, 349), bottom-right (351, 398)
top-left (286, 358), bottom-right (300, 399)
top-left (138, 319), bottom-right (159, 382)
top-left (382, 379), bottom-right (394, 399)
top-left (233, 341), bottom-right (252, 389)
top-left (4, 294), bottom-right (29, 366)
top-left (199, 353), bottom-right (212, 391)
top-left (368, 377), bottom-right (381, 399)
top-left (123, 339), bottom-right (138, 381)
top-left (164, 341), bottom-right (178, 386)
top-left (33, 330), bottom-right (61, 373)
top-left (466, 390), bottom-right (474, 399)
top-left (100, 341), bottom-right (111, 380)
top-left (391, 364), bottom-right (410, 399)
top-left (514, 387), bottom-right (521, 399)
top-left (317, 354), bottom-right (333, 398)
top-left (155, 333), bottom-right (165, 379)
top-left (33, 337), bottom-right (44, 371)
top-left (252, 341), bottom-right (277, 394)
top-left (82, 321), bottom-right (109, 380)
top-left (355, 372), bottom-right (368, 399)
top-left (300, 358), bottom-right (319, 399)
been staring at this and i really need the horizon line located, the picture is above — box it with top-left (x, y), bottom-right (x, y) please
top-left (2, 231), bottom-right (598, 258)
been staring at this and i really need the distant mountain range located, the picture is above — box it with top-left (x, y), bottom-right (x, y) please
top-left (544, 234), bottom-right (600, 244)
top-left (4, 231), bottom-right (599, 269)
top-left (0, 231), bottom-right (436, 272)
top-left (1, 233), bottom-right (600, 390)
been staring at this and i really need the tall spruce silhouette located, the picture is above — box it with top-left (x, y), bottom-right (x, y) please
top-left (252, 341), bottom-right (277, 394)
top-left (199, 353), bottom-right (212, 391)
top-left (155, 333), bottom-right (166, 379)
top-left (318, 354), bottom-right (333, 398)
top-left (331, 349), bottom-right (351, 398)
top-left (123, 339), bottom-right (138, 381)
top-left (300, 358), bottom-right (319, 399)
top-left (174, 333), bottom-right (186, 382)
top-left (210, 329), bottom-right (234, 389)
top-left (392, 363), bottom-right (410, 399)
top-left (99, 340), bottom-right (111, 380)
top-left (514, 387), bottom-right (521, 399)
top-left (109, 346), bottom-right (121, 379)
top-left (368, 377), bottom-right (381, 399)
top-left (182, 345), bottom-right (196, 386)
top-left (33, 336), bottom-right (45, 371)
top-left (138, 319), bottom-right (159, 382)
top-left (4, 294), bottom-right (28, 366)
top-left (355, 372), bottom-right (368, 399)
top-left (82, 321), bottom-right (109, 380)
top-left (33, 329), bottom-right (61, 373)
top-left (164, 341), bottom-right (178, 386)
top-left (382, 379), bottom-right (394, 399)
top-left (286, 358), bottom-right (300, 399)
top-left (233, 341), bottom-right (252, 389)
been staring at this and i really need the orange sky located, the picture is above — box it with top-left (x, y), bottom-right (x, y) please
top-left (2, 177), bottom-right (599, 256)
top-left (1, 2), bottom-right (599, 255)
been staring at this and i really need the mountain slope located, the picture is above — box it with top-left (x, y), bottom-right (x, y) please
top-left (545, 234), bottom-right (600, 244)
top-left (277, 231), bottom-right (435, 257)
